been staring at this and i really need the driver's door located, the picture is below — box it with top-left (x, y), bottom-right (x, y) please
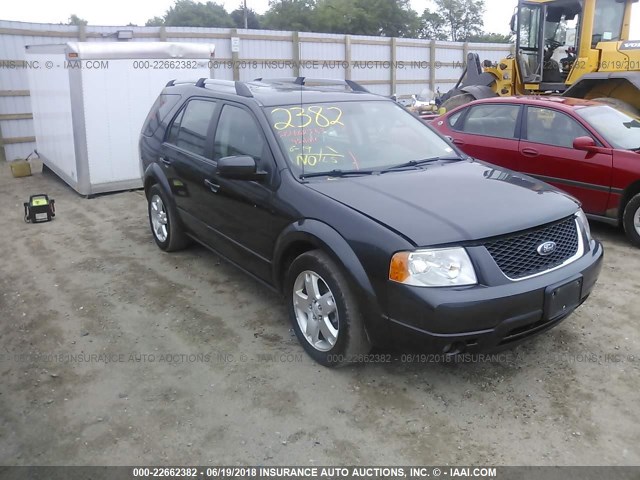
top-left (519, 106), bottom-right (613, 215)
top-left (516, 3), bottom-right (544, 83)
top-left (198, 103), bottom-right (277, 281)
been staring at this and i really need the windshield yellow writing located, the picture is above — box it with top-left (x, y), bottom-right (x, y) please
top-left (272, 106), bottom-right (344, 130)
top-left (290, 146), bottom-right (344, 166)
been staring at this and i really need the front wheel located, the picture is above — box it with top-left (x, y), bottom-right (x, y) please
top-left (285, 250), bottom-right (371, 367)
top-left (623, 193), bottom-right (640, 248)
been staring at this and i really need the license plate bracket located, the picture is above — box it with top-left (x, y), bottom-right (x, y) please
top-left (544, 276), bottom-right (583, 321)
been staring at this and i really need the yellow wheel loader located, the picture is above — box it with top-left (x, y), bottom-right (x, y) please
top-left (439, 0), bottom-right (640, 116)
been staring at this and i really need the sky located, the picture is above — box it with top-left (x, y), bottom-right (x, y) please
top-left (1, 0), bottom-right (639, 39)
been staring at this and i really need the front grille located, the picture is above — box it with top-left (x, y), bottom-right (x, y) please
top-left (485, 217), bottom-right (580, 280)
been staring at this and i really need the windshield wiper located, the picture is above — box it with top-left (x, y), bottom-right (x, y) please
top-left (381, 156), bottom-right (461, 173)
top-left (299, 168), bottom-right (375, 179)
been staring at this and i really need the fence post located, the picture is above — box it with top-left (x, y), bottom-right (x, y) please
top-left (344, 35), bottom-right (351, 80)
top-left (231, 28), bottom-right (240, 81)
top-left (78, 24), bottom-right (86, 42)
top-left (0, 123), bottom-right (6, 162)
top-left (429, 39), bottom-right (436, 93)
top-left (463, 41), bottom-right (469, 67)
top-left (159, 26), bottom-right (167, 41)
top-left (292, 31), bottom-right (300, 77)
top-left (390, 37), bottom-right (397, 96)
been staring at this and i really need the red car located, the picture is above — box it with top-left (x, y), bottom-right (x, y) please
top-left (432, 96), bottom-right (640, 247)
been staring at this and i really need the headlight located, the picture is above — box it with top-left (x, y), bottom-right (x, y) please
top-left (575, 209), bottom-right (592, 242)
top-left (389, 247), bottom-right (477, 287)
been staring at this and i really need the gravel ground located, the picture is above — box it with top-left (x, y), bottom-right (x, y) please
top-left (0, 164), bottom-right (638, 466)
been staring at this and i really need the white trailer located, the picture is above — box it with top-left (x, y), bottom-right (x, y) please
top-left (24, 42), bottom-right (215, 195)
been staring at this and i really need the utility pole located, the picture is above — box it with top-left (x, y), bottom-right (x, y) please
top-left (243, 0), bottom-right (248, 29)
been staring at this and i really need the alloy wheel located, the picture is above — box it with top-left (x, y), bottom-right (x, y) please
top-left (292, 270), bottom-right (339, 352)
top-left (150, 194), bottom-right (168, 243)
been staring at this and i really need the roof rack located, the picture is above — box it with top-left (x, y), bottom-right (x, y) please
top-left (166, 79), bottom-right (202, 87)
top-left (195, 78), bottom-right (253, 97)
top-left (254, 77), bottom-right (369, 93)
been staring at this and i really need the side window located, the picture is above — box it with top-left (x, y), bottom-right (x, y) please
top-left (526, 107), bottom-right (591, 148)
top-left (214, 105), bottom-right (264, 162)
top-left (167, 99), bottom-right (217, 157)
top-left (461, 104), bottom-right (520, 139)
top-left (143, 94), bottom-right (181, 137)
top-left (167, 108), bottom-right (184, 144)
top-left (448, 109), bottom-right (465, 129)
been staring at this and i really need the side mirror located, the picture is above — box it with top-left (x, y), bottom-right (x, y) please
top-left (510, 13), bottom-right (516, 34)
top-left (573, 136), bottom-right (598, 152)
top-left (217, 155), bottom-right (266, 180)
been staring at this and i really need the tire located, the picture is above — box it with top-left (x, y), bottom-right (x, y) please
top-left (622, 193), bottom-right (640, 248)
top-left (591, 97), bottom-right (640, 117)
top-left (440, 93), bottom-right (477, 113)
top-left (147, 184), bottom-right (189, 252)
top-left (285, 250), bottom-right (372, 367)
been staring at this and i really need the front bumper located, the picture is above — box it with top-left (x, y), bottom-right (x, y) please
top-left (384, 239), bottom-right (603, 353)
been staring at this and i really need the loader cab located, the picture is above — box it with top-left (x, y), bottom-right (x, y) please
top-left (590, 0), bottom-right (628, 46)
top-left (512, 0), bottom-right (581, 89)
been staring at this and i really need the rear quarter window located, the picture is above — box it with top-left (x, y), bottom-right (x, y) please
top-left (142, 94), bottom-right (181, 137)
top-left (447, 109), bottom-right (465, 129)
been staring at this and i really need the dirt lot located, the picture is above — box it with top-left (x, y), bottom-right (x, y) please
top-left (0, 164), bottom-right (638, 466)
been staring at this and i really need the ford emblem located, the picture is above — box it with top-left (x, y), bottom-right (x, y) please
top-left (537, 241), bottom-right (557, 256)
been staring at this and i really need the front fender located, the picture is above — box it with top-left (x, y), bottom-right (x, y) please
top-left (272, 219), bottom-right (388, 343)
top-left (272, 220), bottom-right (373, 294)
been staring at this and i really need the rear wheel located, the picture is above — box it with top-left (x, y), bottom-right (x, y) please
top-left (622, 193), bottom-right (640, 248)
top-left (148, 184), bottom-right (189, 252)
top-left (440, 93), bottom-right (476, 113)
top-left (285, 250), bottom-right (371, 367)
top-left (591, 98), bottom-right (640, 117)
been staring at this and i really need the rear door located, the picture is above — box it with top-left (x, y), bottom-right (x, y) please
top-left (161, 98), bottom-right (219, 230)
top-left (519, 106), bottom-right (613, 215)
top-left (447, 103), bottom-right (522, 170)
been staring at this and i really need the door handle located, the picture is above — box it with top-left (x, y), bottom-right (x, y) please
top-left (452, 138), bottom-right (465, 145)
top-left (204, 179), bottom-right (220, 193)
top-left (521, 148), bottom-right (539, 157)
top-left (159, 156), bottom-right (171, 167)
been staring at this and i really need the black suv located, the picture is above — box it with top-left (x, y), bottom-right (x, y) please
top-left (140, 77), bottom-right (603, 367)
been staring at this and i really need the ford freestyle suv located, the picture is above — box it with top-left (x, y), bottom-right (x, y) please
top-left (139, 77), bottom-right (603, 367)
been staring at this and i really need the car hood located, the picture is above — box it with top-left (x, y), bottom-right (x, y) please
top-left (307, 160), bottom-right (580, 246)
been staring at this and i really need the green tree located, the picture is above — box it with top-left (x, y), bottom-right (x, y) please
top-left (433, 0), bottom-right (484, 41)
top-left (313, 0), bottom-right (375, 35)
top-left (367, 0), bottom-right (419, 37)
top-left (145, 16), bottom-right (165, 26)
top-left (230, 4), bottom-right (261, 29)
top-left (67, 14), bottom-right (88, 26)
top-left (418, 9), bottom-right (448, 40)
top-left (146, 0), bottom-right (235, 28)
top-left (262, 0), bottom-right (317, 32)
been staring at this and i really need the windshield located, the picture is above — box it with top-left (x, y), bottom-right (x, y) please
top-left (592, 0), bottom-right (626, 45)
top-left (267, 101), bottom-right (457, 176)
top-left (575, 105), bottom-right (640, 150)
